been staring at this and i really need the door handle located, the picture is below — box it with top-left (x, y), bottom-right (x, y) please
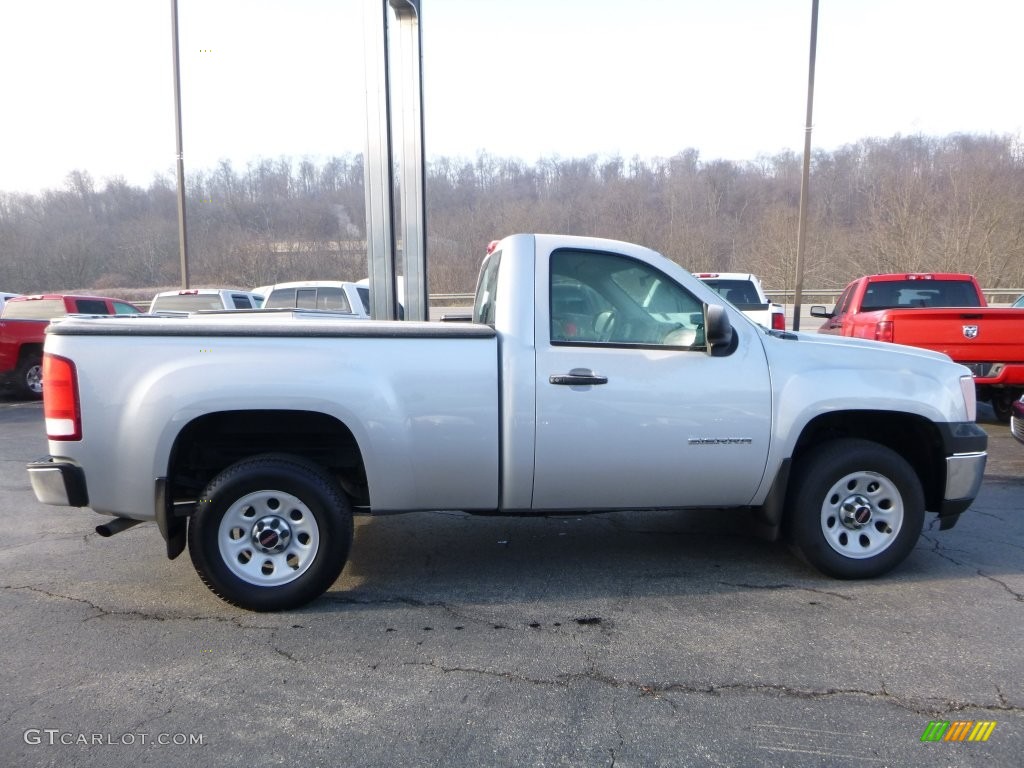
top-left (549, 371), bottom-right (608, 386)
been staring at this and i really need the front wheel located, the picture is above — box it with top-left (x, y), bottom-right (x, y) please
top-left (991, 393), bottom-right (1014, 424)
top-left (786, 439), bottom-right (924, 579)
top-left (188, 454), bottom-right (353, 611)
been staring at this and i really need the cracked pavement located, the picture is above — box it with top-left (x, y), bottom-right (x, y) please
top-left (0, 399), bottom-right (1021, 767)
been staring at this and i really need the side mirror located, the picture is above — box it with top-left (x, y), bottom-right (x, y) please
top-left (809, 305), bottom-right (832, 319)
top-left (703, 302), bottom-right (734, 355)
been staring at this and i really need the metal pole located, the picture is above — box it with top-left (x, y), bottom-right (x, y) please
top-left (792, 0), bottom-right (818, 331)
top-left (390, 0), bottom-right (428, 322)
top-left (362, 0), bottom-right (398, 320)
top-left (362, 0), bottom-right (428, 321)
top-left (171, 0), bottom-right (190, 289)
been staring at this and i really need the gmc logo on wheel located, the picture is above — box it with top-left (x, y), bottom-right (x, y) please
top-left (962, 325), bottom-right (979, 339)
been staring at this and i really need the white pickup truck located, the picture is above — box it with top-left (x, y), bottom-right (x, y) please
top-left (263, 279), bottom-right (405, 319)
top-left (28, 234), bottom-right (987, 611)
top-left (694, 272), bottom-right (786, 330)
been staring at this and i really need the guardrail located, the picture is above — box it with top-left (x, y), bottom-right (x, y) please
top-left (428, 289), bottom-right (1024, 306)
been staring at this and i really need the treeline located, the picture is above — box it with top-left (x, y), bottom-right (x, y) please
top-left (1, 133), bottom-right (1023, 299)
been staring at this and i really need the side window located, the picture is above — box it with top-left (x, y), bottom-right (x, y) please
top-left (550, 249), bottom-right (705, 348)
top-left (264, 288), bottom-right (297, 309)
top-left (316, 288), bottom-right (350, 312)
top-left (473, 252), bottom-right (502, 326)
top-left (74, 299), bottom-right (109, 314)
top-left (356, 287), bottom-right (370, 314)
top-left (834, 286), bottom-right (853, 316)
top-left (230, 295), bottom-right (253, 309)
top-left (113, 301), bottom-right (138, 314)
top-left (295, 288), bottom-right (317, 309)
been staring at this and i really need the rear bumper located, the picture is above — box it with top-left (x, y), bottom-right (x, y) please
top-left (27, 457), bottom-right (89, 507)
top-left (964, 362), bottom-right (1024, 386)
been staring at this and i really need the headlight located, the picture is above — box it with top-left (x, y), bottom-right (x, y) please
top-left (959, 375), bottom-right (977, 422)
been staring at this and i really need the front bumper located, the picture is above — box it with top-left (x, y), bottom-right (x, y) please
top-left (935, 422), bottom-right (988, 524)
top-left (27, 457), bottom-right (89, 507)
top-left (940, 451), bottom-right (987, 517)
top-left (1012, 401), bottom-right (1024, 444)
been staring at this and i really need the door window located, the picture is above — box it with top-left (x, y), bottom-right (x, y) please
top-left (833, 285), bottom-right (853, 316)
top-left (550, 249), bottom-right (705, 348)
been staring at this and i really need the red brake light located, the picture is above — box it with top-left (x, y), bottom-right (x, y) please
top-left (486, 240), bottom-right (500, 255)
top-left (771, 312), bottom-right (786, 331)
top-left (875, 320), bottom-right (894, 343)
top-left (43, 354), bottom-right (81, 440)
top-left (695, 273), bottom-right (719, 279)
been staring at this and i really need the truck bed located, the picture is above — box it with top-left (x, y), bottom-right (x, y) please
top-left (45, 312), bottom-right (501, 516)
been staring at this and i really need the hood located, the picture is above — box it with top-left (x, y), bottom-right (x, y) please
top-left (769, 329), bottom-right (953, 364)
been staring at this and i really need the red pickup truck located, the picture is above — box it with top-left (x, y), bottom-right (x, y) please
top-left (0, 294), bottom-right (140, 399)
top-left (811, 273), bottom-right (1024, 421)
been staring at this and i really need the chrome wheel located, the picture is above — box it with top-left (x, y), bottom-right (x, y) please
top-left (25, 363), bottom-right (42, 394)
top-left (218, 490), bottom-right (321, 587)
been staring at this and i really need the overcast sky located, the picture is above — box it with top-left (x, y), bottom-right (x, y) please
top-left (1, 0), bottom-right (1022, 195)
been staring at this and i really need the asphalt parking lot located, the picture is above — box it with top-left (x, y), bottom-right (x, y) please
top-left (0, 395), bottom-right (1020, 767)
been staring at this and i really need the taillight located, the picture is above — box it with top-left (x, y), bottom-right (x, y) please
top-left (43, 354), bottom-right (81, 440)
top-left (771, 312), bottom-right (786, 331)
top-left (875, 320), bottom-right (894, 343)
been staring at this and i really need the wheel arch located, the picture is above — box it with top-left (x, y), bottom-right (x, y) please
top-left (789, 410), bottom-right (946, 512)
top-left (17, 342), bottom-right (43, 364)
top-left (167, 409), bottom-right (369, 510)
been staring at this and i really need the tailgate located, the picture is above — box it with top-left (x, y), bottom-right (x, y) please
top-left (889, 308), bottom-right (1024, 362)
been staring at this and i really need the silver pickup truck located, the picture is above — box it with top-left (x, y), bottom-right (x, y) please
top-left (28, 234), bottom-right (988, 611)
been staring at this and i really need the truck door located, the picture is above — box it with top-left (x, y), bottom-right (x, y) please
top-left (533, 247), bottom-right (772, 510)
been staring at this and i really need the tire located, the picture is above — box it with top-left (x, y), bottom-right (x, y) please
top-left (188, 453), bottom-right (353, 611)
top-left (991, 395), bottom-right (1013, 424)
top-left (786, 439), bottom-right (924, 579)
top-left (15, 354), bottom-right (43, 400)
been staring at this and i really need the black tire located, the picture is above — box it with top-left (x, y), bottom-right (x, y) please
top-left (786, 439), bottom-right (924, 579)
top-left (991, 395), bottom-right (1013, 424)
top-left (15, 353), bottom-right (43, 400)
top-left (188, 453), bottom-right (353, 611)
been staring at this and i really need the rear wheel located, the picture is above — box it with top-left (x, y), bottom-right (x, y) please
top-left (188, 454), bottom-right (353, 611)
top-left (787, 439), bottom-right (924, 579)
top-left (15, 354), bottom-right (43, 400)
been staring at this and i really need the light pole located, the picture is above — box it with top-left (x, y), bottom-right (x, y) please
top-left (171, 0), bottom-right (190, 289)
top-left (792, 0), bottom-right (818, 331)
